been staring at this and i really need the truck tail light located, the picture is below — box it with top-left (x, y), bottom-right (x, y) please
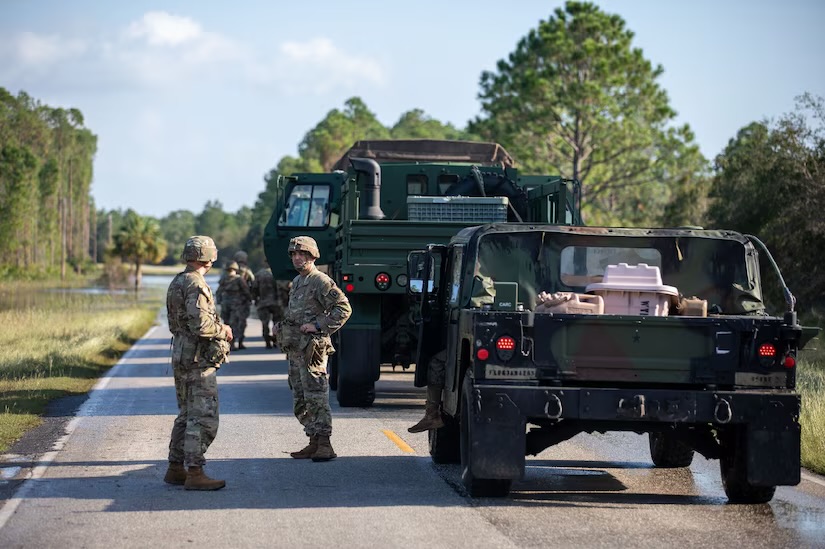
top-left (784, 356), bottom-right (796, 368)
top-left (476, 348), bottom-right (489, 361)
top-left (496, 336), bottom-right (516, 361)
top-left (758, 343), bottom-right (776, 358)
top-left (375, 272), bottom-right (391, 291)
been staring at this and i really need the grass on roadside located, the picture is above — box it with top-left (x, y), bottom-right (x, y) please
top-left (799, 340), bottom-right (825, 476)
top-left (0, 284), bottom-right (161, 452)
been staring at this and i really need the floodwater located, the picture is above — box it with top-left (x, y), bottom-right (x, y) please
top-left (0, 274), bottom-right (220, 312)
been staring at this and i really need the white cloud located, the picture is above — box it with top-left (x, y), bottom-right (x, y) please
top-left (0, 12), bottom-right (386, 96)
top-left (125, 12), bottom-right (203, 47)
top-left (12, 31), bottom-right (87, 67)
top-left (277, 37), bottom-right (386, 93)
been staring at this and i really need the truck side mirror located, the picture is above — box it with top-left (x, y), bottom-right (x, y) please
top-left (407, 250), bottom-right (432, 294)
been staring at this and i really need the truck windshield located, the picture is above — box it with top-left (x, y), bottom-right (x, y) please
top-left (279, 184), bottom-right (330, 228)
top-left (474, 231), bottom-right (761, 314)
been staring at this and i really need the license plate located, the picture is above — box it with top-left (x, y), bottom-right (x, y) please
top-left (485, 364), bottom-right (537, 380)
top-left (734, 372), bottom-right (787, 387)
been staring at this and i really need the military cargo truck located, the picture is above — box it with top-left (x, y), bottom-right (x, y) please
top-left (407, 223), bottom-right (819, 502)
top-left (263, 140), bottom-right (582, 406)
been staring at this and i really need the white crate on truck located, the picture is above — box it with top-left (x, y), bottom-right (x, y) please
top-left (585, 263), bottom-right (678, 316)
top-left (407, 196), bottom-right (508, 222)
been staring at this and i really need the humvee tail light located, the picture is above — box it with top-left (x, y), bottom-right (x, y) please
top-left (476, 348), bottom-right (490, 361)
top-left (375, 272), bottom-right (391, 291)
top-left (784, 356), bottom-right (796, 369)
top-left (345, 283), bottom-right (355, 292)
top-left (758, 343), bottom-right (777, 358)
top-left (496, 336), bottom-right (516, 361)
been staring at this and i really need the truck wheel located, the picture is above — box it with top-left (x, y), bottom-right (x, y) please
top-left (336, 378), bottom-right (375, 407)
top-left (328, 351), bottom-right (338, 391)
top-left (459, 376), bottom-right (512, 497)
top-left (719, 431), bottom-right (776, 504)
top-left (649, 432), bottom-right (695, 468)
top-left (429, 415), bottom-right (460, 464)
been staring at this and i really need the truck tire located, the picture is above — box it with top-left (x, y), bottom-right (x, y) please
top-left (649, 432), bottom-right (695, 468)
top-left (328, 350), bottom-right (338, 391)
top-left (429, 415), bottom-right (460, 464)
top-left (335, 329), bottom-right (378, 407)
top-left (460, 376), bottom-right (512, 497)
top-left (336, 378), bottom-right (375, 407)
top-left (719, 430), bottom-right (776, 504)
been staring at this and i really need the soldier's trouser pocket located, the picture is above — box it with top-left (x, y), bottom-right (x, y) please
top-left (305, 337), bottom-right (328, 378)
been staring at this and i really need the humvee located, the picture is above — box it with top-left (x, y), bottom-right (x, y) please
top-left (408, 223), bottom-right (819, 502)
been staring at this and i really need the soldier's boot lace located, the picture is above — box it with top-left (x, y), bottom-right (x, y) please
top-left (290, 435), bottom-right (318, 459)
top-left (408, 386), bottom-right (445, 433)
top-left (311, 436), bottom-right (337, 462)
top-left (184, 466), bottom-right (226, 491)
top-left (163, 462), bottom-right (186, 485)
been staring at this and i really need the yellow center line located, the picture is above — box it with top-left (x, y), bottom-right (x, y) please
top-left (382, 429), bottom-right (415, 453)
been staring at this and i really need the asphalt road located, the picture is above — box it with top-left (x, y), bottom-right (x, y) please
top-left (1, 319), bottom-right (824, 548)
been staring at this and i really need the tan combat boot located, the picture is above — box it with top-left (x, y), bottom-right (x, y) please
top-left (311, 436), bottom-right (337, 462)
top-left (184, 466), bottom-right (226, 491)
top-left (290, 435), bottom-right (318, 459)
top-left (408, 386), bottom-right (445, 433)
top-left (163, 462), bottom-right (186, 485)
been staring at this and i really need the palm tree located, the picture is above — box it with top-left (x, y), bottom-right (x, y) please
top-left (112, 210), bottom-right (167, 292)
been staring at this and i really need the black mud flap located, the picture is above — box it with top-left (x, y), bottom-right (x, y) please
top-left (746, 427), bottom-right (801, 486)
top-left (470, 391), bottom-right (526, 480)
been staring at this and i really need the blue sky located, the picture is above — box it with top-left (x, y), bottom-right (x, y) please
top-left (1, 0), bottom-right (823, 218)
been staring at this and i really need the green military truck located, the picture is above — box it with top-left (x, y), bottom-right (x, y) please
top-left (407, 223), bottom-right (819, 502)
top-left (263, 140), bottom-right (581, 406)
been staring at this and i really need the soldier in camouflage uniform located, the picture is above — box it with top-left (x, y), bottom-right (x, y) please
top-left (233, 250), bottom-right (255, 345)
top-left (273, 236), bottom-right (351, 462)
top-left (164, 235), bottom-right (233, 491)
top-left (251, 260), bottom-right (290, 349)
top-left (216, 261), bottom-right (252, 350)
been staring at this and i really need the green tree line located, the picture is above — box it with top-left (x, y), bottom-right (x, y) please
top-left (0, 88), bottom-right (98, 278)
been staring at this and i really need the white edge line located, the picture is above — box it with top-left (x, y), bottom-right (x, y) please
top-left (0, 324), bottom-right (162, 530)
top-left (801, 470), bottom-right (825, 488)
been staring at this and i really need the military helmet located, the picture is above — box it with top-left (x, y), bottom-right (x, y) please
top-left (288, 236), bottom-right (320, 259)
top-left (233, 250), bottom-right (248, 263)
top-left (226, 261), bottom-right (239, 272)
top-left (181, 235), bottom-right (218, 263)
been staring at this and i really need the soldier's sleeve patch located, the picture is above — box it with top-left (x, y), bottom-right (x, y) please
top-left (328, 288), bottom-right (340, 300)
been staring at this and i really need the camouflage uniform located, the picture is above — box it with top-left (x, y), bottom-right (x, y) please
top-left (252, 267), bottom-right (290, 349)
top-left (166, 242), bottom-right (230, 469)
top-left (233, 251), bottom-right (255, 341)
top-left (277, 242), bottom-right (351, 440)
top-left (216, 264), bottom-right (252, 349)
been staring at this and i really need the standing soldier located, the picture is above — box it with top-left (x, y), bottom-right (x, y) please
top-left (165, 235), bottom-right (232, 491)
top-left (233, 250), bottom-right (255, 346)
top-left (273, 236), bottom-right (351, 462)
top-left (251, 260), bottom-right (290, 349)
top-left (216, 262), bottom-right (252, 350)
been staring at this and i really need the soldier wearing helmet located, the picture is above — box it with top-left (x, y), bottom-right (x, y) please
top-left (221, 250), bottom-right (254, 347)
top-left (216, 260), bottom-right (252, 350)
top-left (274, 236), bottom-right (351, 462)
top-left (164, 235), bottom-right (232, 491)
top-left (251, 259), bottom-right (290, 349)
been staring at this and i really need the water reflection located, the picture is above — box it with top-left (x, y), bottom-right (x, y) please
top-left (0, 273), bottom-right (219, 312)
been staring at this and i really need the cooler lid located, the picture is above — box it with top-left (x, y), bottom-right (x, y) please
top-left (586, 263), bottom-right (678, 296)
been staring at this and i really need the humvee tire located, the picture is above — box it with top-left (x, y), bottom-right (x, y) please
top-left (429, 415), bottom-right (460, 464)
top-left (460, 376), bottom-right (512, 497)
top-left (649, 432), bottom-right (695, 468)
top-left (720, 429), bottom-right (777, 504)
